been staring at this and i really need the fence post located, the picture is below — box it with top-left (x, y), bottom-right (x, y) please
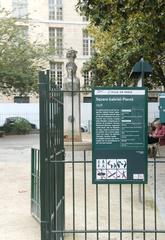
top-left (39, 71), bottom-right (49, 240)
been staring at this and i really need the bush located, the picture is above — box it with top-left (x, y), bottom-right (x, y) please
top-left (4, 118), bottom-right (32, 134)
top-left (0, 126), bottom-right (4, 131)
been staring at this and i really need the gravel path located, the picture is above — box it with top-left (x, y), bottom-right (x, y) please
top-left (0, 134), bottom-right (40, 240)
top-left (0, 134), bottom-right (165, 240)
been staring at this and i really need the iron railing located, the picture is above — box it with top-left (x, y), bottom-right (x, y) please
top-left (31, 148), bottom-right (40, 222)
top-left (31, 70), bottom-right (165, 240)
top-left (31, 147), bottom-right (165, 239)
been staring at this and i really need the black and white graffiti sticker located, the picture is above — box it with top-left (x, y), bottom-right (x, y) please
top-left (96, 159), bottom-right (127, 180)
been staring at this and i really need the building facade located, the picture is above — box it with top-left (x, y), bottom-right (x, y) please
top-left (0, 0), bottom-right (93, 102)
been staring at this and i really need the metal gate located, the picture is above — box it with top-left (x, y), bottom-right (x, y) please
top-left (39, 71), bottom-right (65, 240)
top-left (37, 71), bottom-right (165, 240)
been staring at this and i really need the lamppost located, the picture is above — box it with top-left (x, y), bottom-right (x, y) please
top-left (129, 58), bottom-right (152, 87)
top-left (129, 58), bottom-right (152, 202)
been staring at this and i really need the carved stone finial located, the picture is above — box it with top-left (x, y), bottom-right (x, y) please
top-left (63, 48), bottom-right (79, 93)
top-left (66, 48), bottom-right (77, 63)
top-left (66, 48), bottom-right (78, 79)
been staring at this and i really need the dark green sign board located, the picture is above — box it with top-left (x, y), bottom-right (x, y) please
top-left (92, 87), bottom-right (148, 184)
top-left (159, 93), bottom-right (165, 123)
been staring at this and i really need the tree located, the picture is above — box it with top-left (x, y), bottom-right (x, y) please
top-left (77, 0), bottom-right (165, 88)
top-left (0, 10), bottom-right (50, 96)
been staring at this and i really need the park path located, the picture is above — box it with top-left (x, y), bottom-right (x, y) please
top-left (0, 134), bottom-right (165, 240)
top-left (0, 134), bottom-right (40, 240)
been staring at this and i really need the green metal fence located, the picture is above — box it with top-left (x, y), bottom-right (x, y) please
top-left (31, 150), bottom-right (165, 240)
top-left (31, 148), bottom-right (40, 221)
top-left (39, 71), bottom-right (65, 240)
top-left (31, 70), bottom-right (165, 240)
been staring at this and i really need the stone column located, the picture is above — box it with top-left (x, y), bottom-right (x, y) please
top-left (63, 49), bottom-right (81, 142)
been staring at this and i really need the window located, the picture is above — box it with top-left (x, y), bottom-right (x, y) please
top-left (148, 97), bottom-right (158, 102)
top-left (49, 0), bottom-right (63, 20)
top-left (49, 27), bottom-right (63, 56)
top-left (83, 30), bottom-right (94, 56)
top-left (12, 0), bottom-right (28, 18)
top-left (83, 70), bottom-right (93, 87)
top-left (50, 62), bottom-right (63, 88)
top-left (83, 97), bottom-right (92, 103)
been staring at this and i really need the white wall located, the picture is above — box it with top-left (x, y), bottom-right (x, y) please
top-left (0, 102), bottom-right (159, 128)
top-left (148, 102), bottom-right (159, 123)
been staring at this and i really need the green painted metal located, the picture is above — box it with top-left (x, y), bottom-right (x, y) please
top-left (159, 93), bottom-right (165, 123)
top-left (129, 58), bottom-right (152, 78)
top-left (31, 148), bottom-right (40, 221)
top-left (92, 87), bottom-right (148, 184)
top-left (39, 71), bottom-right (65, 240)
top-left (31, 75), bottom-right (165, 240)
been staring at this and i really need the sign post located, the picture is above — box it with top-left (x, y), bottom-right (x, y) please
top-left (92, 87), bottom-right (148, 184)
top-left (159, 93), bottom-right (165, 123)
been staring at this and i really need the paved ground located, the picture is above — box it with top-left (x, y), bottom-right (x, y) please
top-left (0, 134), bottom-right (165, 240)
top-left (0, 134), bottom-right (40, 240)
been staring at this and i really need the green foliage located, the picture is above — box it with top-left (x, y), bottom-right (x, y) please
top-left (0, 9), bottom-right (50, 96)
top-left (3, 118), bottom-right (32, 135)
top-left (77, 0), bottom-right (165, 87)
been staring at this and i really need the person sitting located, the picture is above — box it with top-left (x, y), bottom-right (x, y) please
top-left (148, 122), bottom-right (165, 157)
top-left (155, 122), bottom-right (165, 145)
top-left (148, 122), bottom-right (165, 143)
